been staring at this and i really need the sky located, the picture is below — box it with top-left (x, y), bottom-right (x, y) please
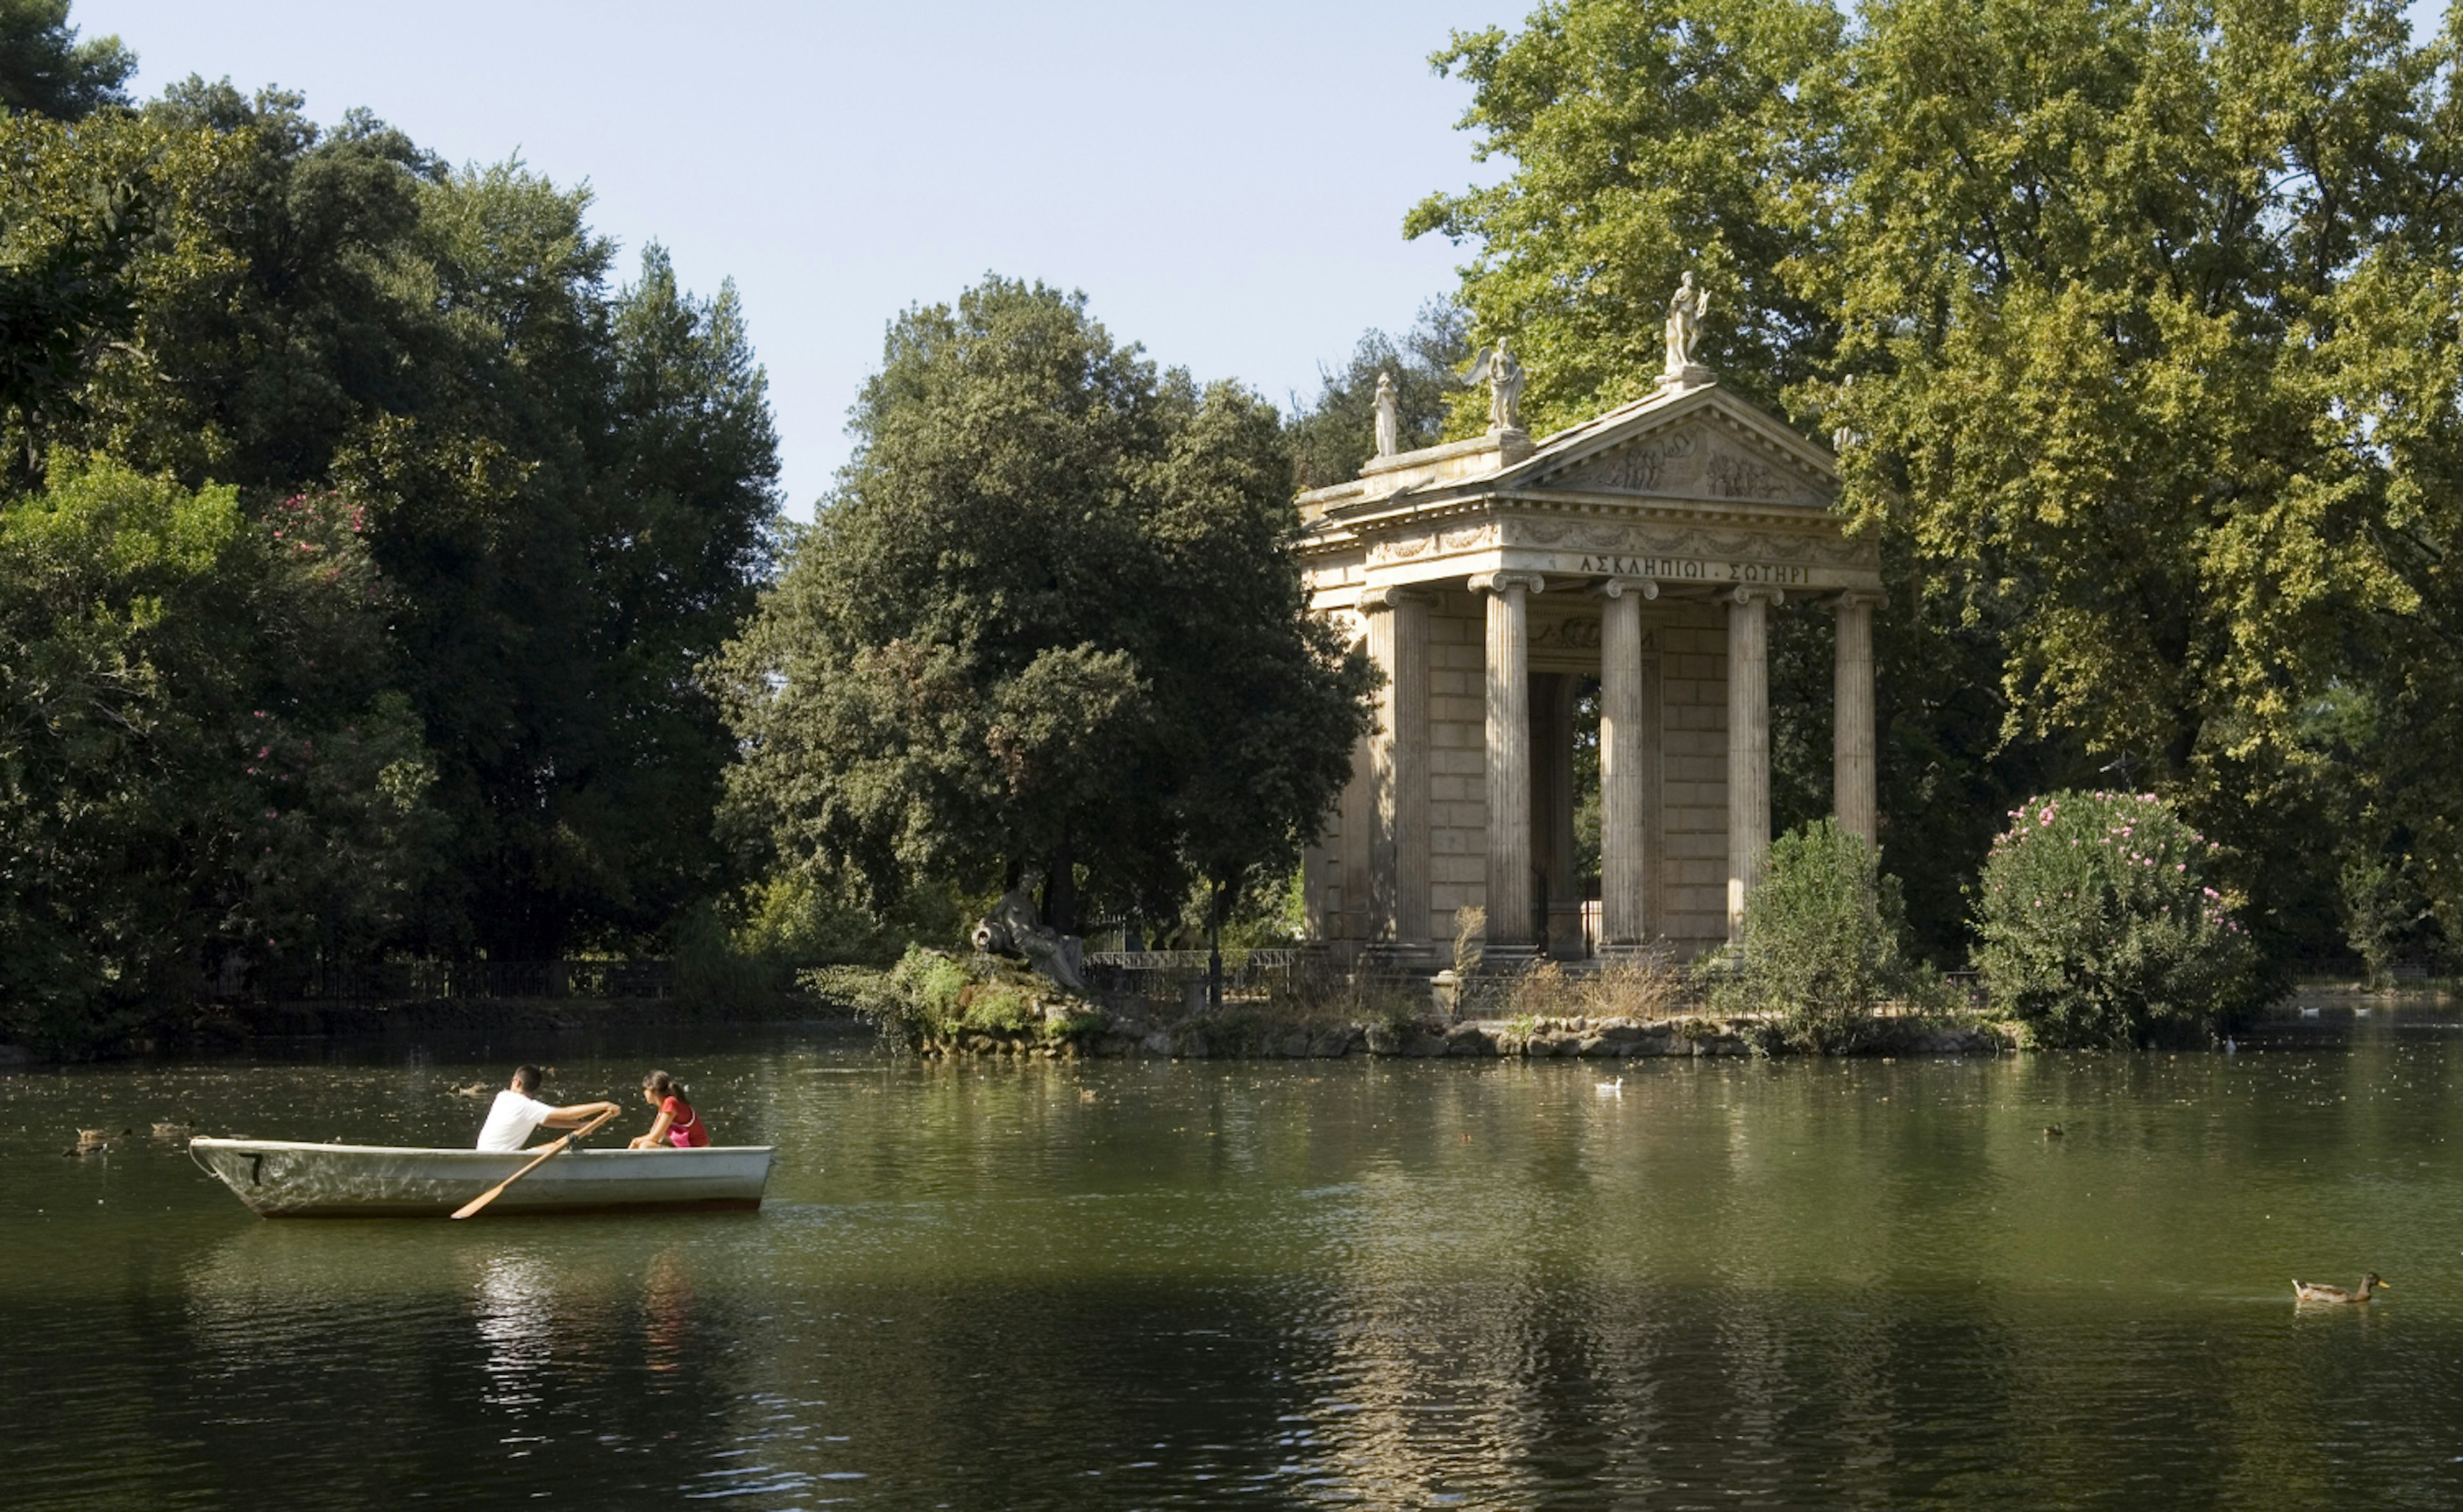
top-left (78, 1), bottom-right (1512, 518)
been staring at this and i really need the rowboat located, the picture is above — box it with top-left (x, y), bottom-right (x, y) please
top-left (189, 1137), bottom-right (774, 1218)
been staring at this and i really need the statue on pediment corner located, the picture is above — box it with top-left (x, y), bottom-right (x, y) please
top-left (1373, 371), bottom-right (1400, 457)
top-left (1468, 338), bottom-right (1525, 433)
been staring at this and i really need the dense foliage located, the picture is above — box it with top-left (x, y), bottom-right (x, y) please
top-left (1411, 0), bottom-right (2463, 971)
top-left (0, 10), bottom-right (782, 1050)
top-left (1975, 791), bottom-right (2259, 1046)
top-left (716, 276), bottom-right (1375, 939)
top-left (1713, 819), bottom-right (1911, 1050)
top-left (0, 459), bottom-right (437, 1053)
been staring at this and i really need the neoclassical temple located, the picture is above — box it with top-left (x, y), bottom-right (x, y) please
top-left (1298, 305), bottom-right (1881, 966)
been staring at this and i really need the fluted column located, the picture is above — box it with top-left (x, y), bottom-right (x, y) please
top-left (1726, 587), bottom-right (1779, 939)
top-left (1337, 625), bottom-right (1374, 943)
top-left (1363, 587), bottom-right (1432, 953)
top-left (1833, 592), bottom-right (1880, 844)
top-left (1473, 571), bottom-right (1543, 950)
top-left (1598, 578), bottom-right (1657, 946)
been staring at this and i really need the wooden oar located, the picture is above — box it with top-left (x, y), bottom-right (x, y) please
top-left (450, 1107), bottom-right (618, 1220)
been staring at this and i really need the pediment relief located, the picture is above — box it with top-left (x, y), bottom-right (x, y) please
top-left (1541, 415), bottom-right (1829, 507)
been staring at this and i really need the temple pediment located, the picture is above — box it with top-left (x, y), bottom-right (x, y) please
top-left (1509, 385), bottom-right (1836, 510)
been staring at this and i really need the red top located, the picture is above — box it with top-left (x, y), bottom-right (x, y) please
top-left (662, 1095), bottom-right (709, 1148)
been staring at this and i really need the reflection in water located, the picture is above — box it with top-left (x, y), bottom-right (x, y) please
top-left (10, 1032), bottom-right (2463, 1508)
top-left (473, 1252), bottom-right (557, 1413)
top-left (643, 1248), bottom-right (693, 1382)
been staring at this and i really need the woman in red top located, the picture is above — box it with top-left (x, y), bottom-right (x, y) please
top-left (629, 1070), bottom-right (711, 1148)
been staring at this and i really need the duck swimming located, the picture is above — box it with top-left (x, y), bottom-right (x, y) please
top-left (2293, 1273), bottom-right (2388, 1303)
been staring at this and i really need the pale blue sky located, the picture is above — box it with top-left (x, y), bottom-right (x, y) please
top-left (79, 1), bottom-right (1509, 518)
top-left (71, 1), bottom-right (2456, 519)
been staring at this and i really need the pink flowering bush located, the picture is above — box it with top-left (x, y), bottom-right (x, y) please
top-left (1974, 791), bottom-right (2258, 1046)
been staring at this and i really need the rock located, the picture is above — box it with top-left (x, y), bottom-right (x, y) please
top-left (1142, 1030), bottom-right (1176, 1056)
top-left (1403, 1032), bottom-right (1452, 1057)
top-left (1445, 1023), bottom-right (1494, 1056)
top-left (1364, 1023), bottom-right (1401, 1055)
top-left (1308, 1029), bottom-right (1354, 1058)
top-left (1280, 1031), bottom-right (1313, 1058)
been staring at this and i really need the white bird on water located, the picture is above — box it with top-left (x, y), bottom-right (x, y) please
top-left (1596, 1079), bottom-right (1623, 1097)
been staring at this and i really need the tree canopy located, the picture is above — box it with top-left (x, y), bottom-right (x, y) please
top-left (716, 276), bottom-right (1373, 937)
top-left (0, 0), bottom-right (131, 121)
top-left (0, 38), bottom-right (783, 1046)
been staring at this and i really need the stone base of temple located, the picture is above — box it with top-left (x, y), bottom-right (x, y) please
top-left (1473, 945), bottom-right (1544, 975)
top-left (1358, 942), bottom-right (1437, 973)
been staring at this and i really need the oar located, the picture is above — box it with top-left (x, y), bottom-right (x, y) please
top-left (451, 1107), bottom-right (618, 1220)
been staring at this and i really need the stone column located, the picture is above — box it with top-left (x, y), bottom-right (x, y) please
top-left (1336, 625), bottom-right (1374, 945)
top-left (1473, 571), bottom-right (1543, 952)
top-left (1833, 592), bottom-right (1880, 844)
top-left (1337, 728), bottom-right (1373, 943)
top-left (1726, 587), bottom-right (1779, 939)
top-left (1598, 578), bottom-right (1657, 947)
top-left (1363, 587), bottom-right (1432, 954)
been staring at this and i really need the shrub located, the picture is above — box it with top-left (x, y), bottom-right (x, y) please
top-left (1713, 819), bottom-right (1909, 1051)
top-left (1580, 947), bottom-right (1689, 1020)
top-left (1974, 791), bottom-right (2258, 1046)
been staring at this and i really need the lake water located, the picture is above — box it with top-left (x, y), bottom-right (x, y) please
top-left (8, 1025), bottom-right (2463, 1509)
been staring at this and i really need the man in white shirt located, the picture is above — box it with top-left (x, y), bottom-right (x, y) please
top-left (476, 1064), bottom-right (620, 1152)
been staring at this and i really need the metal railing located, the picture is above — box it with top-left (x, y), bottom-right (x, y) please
top-left (1081, 948), bottom-right (1303, 1003)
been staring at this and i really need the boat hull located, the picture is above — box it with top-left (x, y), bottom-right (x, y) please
top-left (189, 1138), bottom-right (774, 1218)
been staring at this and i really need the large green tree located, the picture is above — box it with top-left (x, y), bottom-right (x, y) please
top-left (0, 457), bottom-right (437, 1054)
top-left (8, 81), bottom-right (781, 960)
top-left (716, 277), bottom-right (1373, 937)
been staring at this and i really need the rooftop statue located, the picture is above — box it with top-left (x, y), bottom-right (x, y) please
top-left (1373, 371), bottom-right (1400, 458)
top-left (1468, 338), bottom-right (1525, 433)
top-left (1664, 272), bottom-right (1712, 384)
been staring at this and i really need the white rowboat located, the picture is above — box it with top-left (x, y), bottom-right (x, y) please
top-left (190, 1137), bottom-right (773, 1218)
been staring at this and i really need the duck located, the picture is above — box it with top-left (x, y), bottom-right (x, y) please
top-left (2044, 1123), bottom-right (2065, 1138)
top-left (150, 1120), bottom-right (190, 1139)
top-left (65, 1128), bottom-right (110, 1156)
top-left (2293, 1273), bottom-right (2388, 1304)
top-left (1596, 1078), bottom-right (1623, 1096)
top-left (452, 1081), bottom-right (491, 1099)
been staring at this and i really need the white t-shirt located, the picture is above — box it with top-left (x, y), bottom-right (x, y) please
top-left (477, 1089), bottom-right (557, 1152)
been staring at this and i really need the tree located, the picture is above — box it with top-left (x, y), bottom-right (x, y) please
top-left (715, 276), bottom-right (1374, 941)
top-left (0, 456), bottom-right (438, 1055)
top-left (1812, 0), bottom-right (2463, 961)
top-left (1406, 0), bottom-right (1845, 435)
top-left (0, 1), bottom-right (132, 121)
top-left (10, 81), bottom-right (781, 959)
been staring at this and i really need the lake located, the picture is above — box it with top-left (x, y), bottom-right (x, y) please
top-left (7, 1024), bottom-right (2462, 1509)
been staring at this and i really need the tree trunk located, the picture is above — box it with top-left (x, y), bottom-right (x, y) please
top-left (1207, 878), bottom-right (1224, 1012)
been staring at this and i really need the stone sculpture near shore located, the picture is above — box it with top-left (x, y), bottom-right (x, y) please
top-left (971, 889), bottom-right (1087, 993)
